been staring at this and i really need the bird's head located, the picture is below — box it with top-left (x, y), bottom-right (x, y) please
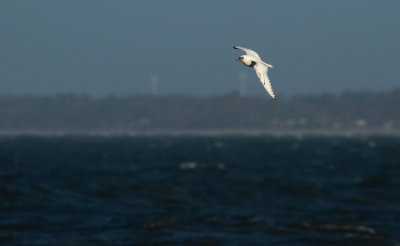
top-left (235, 56), bottom-right (244, 62)
top-left (235, 55), bottom-right (254, 67)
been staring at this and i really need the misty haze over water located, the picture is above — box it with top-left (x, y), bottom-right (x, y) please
top-left (0, 89), bottom-right (398, 135)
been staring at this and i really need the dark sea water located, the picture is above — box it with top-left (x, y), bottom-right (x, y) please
top-left (0, 136), bottom-right (399, 246)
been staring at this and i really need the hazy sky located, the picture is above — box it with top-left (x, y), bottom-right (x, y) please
top-left (1, 1), bottom-right (399, 96)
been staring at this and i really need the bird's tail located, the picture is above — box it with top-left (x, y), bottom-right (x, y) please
top-left (265, 63), bottom-right (274, 69)
top-left (262, 61), bottom-right (274, 69)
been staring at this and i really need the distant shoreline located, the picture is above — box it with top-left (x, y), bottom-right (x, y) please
top-left (0, 128), bottom-right (399, 137)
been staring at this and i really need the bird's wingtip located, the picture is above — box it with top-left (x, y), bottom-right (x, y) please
top-left (233, 46), bottom-right (238, 49)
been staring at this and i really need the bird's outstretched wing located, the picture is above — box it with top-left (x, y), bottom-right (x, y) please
top-left (254, 63), bottom-right (276, 99)
top-left (233, 46), bottom-right (261, 60)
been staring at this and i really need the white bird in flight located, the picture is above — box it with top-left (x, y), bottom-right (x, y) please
top-left (234, 46), bottom-right (276, 99)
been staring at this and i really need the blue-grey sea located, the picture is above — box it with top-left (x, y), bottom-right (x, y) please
top-left (0, 136), bottom-right (399, 246)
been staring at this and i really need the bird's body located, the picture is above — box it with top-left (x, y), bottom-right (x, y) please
top-left (234, 46), bottom-right (276, 99)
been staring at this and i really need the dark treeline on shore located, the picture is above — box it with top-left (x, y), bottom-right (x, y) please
top-left (0, 89), bottom-right (399, 132)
